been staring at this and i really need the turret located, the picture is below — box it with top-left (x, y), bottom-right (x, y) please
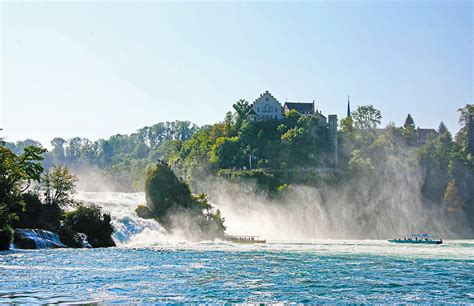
top-left (347, 95), bottom-right (351, 117)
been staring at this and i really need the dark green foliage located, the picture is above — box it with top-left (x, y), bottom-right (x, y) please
top-left (14, 193), bottom-right (61, 232)
top-left (145, 162), bottom-right (225, 239)
top-left (0, 142), bottom-right (115, 249)
top-left (0, 144), bottom-right (46, 249)
top-left (404, 114), bottom-right (416, 129)
top-left (145, 162), bottom-right (194, 217)
top-left (455, 104), bottom-right (474, 151)
top-left (63, 205), bottom-right (115, 248)
top-left (468, 115), bottom-right (474, 156)
top-left (172, 110), bottom-right (328, 190)
top-left (0, 203), bottom-right (14, 250)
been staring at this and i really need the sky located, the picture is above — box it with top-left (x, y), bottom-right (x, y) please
top-left (1, 0), bottom-right (473, 147)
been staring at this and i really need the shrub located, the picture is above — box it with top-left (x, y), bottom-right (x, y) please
top-left (14, 193), bottom-right (61, 232)
top-left (63, 205), bottom-right (115, 248)
top-left (0, 203), bottom-right (13, 250)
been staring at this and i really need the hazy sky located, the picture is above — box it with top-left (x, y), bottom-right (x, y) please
top-left (1, 1), bottom-right (472, 146)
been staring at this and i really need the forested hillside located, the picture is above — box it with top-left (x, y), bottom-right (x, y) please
top-left (5, 102), bottom-right (474, 235)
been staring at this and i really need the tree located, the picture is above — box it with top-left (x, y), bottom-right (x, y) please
top-left (437, 122), bottom-right (452, 145)
top-left (339, 116), bottom-right (354, 133)
top-left (348, 149), bottom-right (374, 173)
top-left (0, 145), bottom-right (46, 210)
top-left (455, 104), bottom-right (474, 152)
top-left (352, 105), bottom-right (382, 129)
top-left (403, 114), bottom-right (415, 129)
top-left (444, 180), bottom-right (464, 212)
top-left (65, 137), bottom-right (83, 164)
top-left (51, 138), bottom-right (66, 163)
top-left (466, 115), bottom-right (474, 156)
top-left (0, 145), bottom-right (45, 249)
top-left (42, 165), bottom-right (78, 208)
top-left (438, 121), bottom-right (449, 134)
top-left (402, 114), bottom-right (416, 146)
top-left (232, 99), bottom-right (251, 121)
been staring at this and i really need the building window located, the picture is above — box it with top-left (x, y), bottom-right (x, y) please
top-left (265, 97), bottom-right (269, 102)
top-left (257, 107), bottom-right (260, 112)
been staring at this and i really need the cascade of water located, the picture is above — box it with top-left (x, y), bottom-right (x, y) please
top-left (74, 192), bottom-right (169, 247)
top-left (14, 229), bottom-right (67, 249)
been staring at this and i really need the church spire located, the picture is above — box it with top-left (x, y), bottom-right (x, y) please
top-left (347, 95), bottom-right (351, 117)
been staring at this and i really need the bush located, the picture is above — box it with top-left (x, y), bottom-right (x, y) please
top-left (0, 203), bottom-right (13, 250)
top-left (14, 193), bottom-right (61, 232)
top-left (63, 205), bottom-right (115, 248)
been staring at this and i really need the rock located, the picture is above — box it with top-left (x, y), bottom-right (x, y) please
top-left (58, 227), bottom-right (92, 248)
top-left (135, 205), bottom-right (155, 219)
top-left (14, 229), bottom-right (67, 249)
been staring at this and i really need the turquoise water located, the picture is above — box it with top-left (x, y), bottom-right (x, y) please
top-left (1, 240), bottom-right (473, 303)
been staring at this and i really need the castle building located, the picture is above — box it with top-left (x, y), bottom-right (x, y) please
top-left (247, 91), bottom-right (282, 121)
top-left (247, 91), bottom-right (338, 167)
top-left (283, 101), bottom-right (315, 116)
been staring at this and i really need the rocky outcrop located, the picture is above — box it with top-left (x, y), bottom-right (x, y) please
top-left (14, 229), bottom-right (67, 249)
top-left (135, 205), bottom-right (155, 219)
top-left (58, 228), bottom-right (92, 248)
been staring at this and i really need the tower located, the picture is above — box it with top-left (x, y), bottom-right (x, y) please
top-left (347, 95), bottom-right (351, 117)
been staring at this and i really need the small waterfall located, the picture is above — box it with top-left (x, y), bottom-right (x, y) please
top-left (74, 192), bottom-right (169, 247)
top-left (14, 229), bottom-right (67, 249)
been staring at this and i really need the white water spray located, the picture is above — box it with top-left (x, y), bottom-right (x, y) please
top-left (74, 192), bottom-right (172, 247)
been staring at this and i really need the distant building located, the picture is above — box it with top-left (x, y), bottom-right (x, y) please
top-left (283, 101), bottom-right (315, 116)
top-left (416, 128), bottom-right (438, 145)
top-left (247, 91), bottom-right (338, 167)
top-left (247, 91), bottom-right (282, 121)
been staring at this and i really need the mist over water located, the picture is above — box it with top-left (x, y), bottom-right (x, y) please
top-left (73, 148), bottom-right (470, 245)
top-left (194, 159), bottom-right (467, 240)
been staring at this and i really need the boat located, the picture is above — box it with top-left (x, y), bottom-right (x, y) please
top-left (224, 235), bottom-right (266, 244)
top-left (388, 233), bottom-right (442, 244)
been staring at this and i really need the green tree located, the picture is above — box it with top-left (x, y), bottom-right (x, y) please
top-left (352, 105), bottom-right (382, 129)
top-left (348, 149), bottom-right (374, 174)
top-left (455, 104), bottom-right (474, 152)
top-left (0, 145), bottom-right (46, 249)
top-left (444, 180), bottom-right (464, 212)
top-left (339, 116), bottom-right (354, 133)
top-left (403, 114), bottom-right (416, 129)
top-left (42, 165), bottom-right (78, 208)
top-left (232, 99), bottom-right (251, 128)
top-left (51, 137), bottom-right (66, 163)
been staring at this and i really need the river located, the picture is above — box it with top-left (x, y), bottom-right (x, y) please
top-left (0, 192), bottom-right (473, 303)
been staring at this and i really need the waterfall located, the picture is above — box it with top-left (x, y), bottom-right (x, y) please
top-left (14, 229), bottom-right (67, 249)
top-left (74, 192), bottom-right (169, 247)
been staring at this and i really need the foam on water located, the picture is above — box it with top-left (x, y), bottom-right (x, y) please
top-left (74, 191), bottom-right (171, 247)
top-left (72, 192), bottom-right (473, 261)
